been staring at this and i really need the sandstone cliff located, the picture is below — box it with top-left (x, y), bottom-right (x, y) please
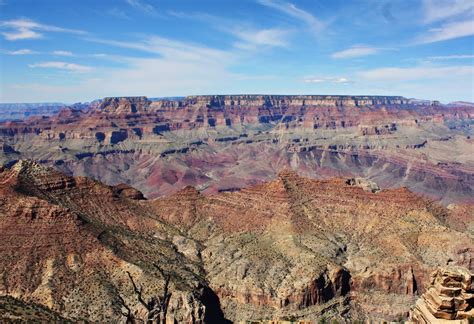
top-left (410, 266), bottom-right (474, 323)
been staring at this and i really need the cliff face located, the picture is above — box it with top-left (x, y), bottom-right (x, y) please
top-left (410, 266), bottom-right (473, 322)
top-left (0, 95), bottom-right (472, 204)
top-left (168, 94), bottom-right (411, 108)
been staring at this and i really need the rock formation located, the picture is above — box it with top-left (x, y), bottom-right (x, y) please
top-left (0, 95), bottom-right (472, 204)
top-left (346, 177), bottom-right (381, 193)
top-left (0, 160), bottom-right (224, 322)
top-left (0, 161), bottom-right (472, 322)
top-left (410, 266), bottom-right (474, 323)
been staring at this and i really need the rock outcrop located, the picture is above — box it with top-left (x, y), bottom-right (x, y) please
top-left (346, 177), bottom-right (381, 193)
top-left (410, 266), bottom-right (474, 322)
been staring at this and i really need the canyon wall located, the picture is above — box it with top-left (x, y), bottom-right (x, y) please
top-left (0, 95), bottom-right (472, 204)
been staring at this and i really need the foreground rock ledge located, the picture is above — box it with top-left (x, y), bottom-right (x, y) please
top-left (409, 266), bottom-right (474, 323)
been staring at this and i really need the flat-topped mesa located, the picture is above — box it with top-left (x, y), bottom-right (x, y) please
top-left (97, 96), bottom-right (150, 113)
top-left (176, 95), bottom-right (411, 108)
top-left (88, 95), bottom-right (440, 117)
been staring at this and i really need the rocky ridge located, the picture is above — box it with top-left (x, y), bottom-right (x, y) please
top-left (0, 161), bottom-right (473, 321)
top-left (0, 160), bottom-right (226, 323)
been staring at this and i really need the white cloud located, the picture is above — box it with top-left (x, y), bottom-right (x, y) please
top-left (358, 65), bottom-right (474, 81)
top-left (257, 0), bottom-right (324, 33)
top-left (167, 11), bottom-right (290, 51)
top-left (422, 0), bottom-right (474, 23)
top-left (52, 50), bottom-right (73, 56)
top-left (6, 48), bottom-right (37, 55)
top-left (88, 36), bottom-right (234, 64)
top-left (416, 19), bottom-right (474, 43)
top-left (5, 34), bottom-right (256, 102)
top-left (2, 28), bottom-right (42, 40)
top-left (304, 77), bottom-right (351, 84)
top-left (0, 18), bottom-right (85, 41)
top-left (415, 0), bottom-right (474, 44)
top-left (331, 45), bottom-right (381, 59)
top-left (29, 61), bottom-right (93, 72)
top-left (232, 28), bottom-right (289, 49)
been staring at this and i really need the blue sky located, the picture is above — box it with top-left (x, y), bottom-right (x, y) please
top-left (0, 0), bottom-right (473, 103)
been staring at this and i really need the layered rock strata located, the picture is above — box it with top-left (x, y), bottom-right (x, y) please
top-left (0, 95), bottom-right (472, 204)
top-left (410, 266), bottom-right (474, 323)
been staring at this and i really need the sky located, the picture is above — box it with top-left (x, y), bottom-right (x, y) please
top-left (0, 0), bottom-right (473, 103)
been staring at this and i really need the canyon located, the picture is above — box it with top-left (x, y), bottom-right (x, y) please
top-left (0, 95), bottom-right (472, 204)
top-left (0, 160), bottom-right (472, 322)
top-left (0, 95), bottom-right (473, 322)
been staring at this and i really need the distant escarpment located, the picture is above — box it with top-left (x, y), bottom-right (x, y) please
top-left (0, 95), bottom-right (472, 203)
top-left (1, 162), bottom-right (472, 322)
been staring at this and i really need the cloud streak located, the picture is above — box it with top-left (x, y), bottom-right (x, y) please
top-left (232, 28), bottom-right (290, 49)
top-left (6, 48), bottom-right (37, 55)
top-left (87, 35), bottom-right (234, 65)
top-left (422, 0), bottom-right (474, 23)
top-left (415, 0), bottom-right (474, 44)
top-left (0, 18), bottom-right (85, 41)
top-left (331, 45), bottom-right (382, 59)
top-left (29, 61), bottom-right (93, 72)
top-left (415, 19), bottom-right (474, 44)
top-left (167, 11), bottom-right (291, 50)
top-left (257, 0), bottom-right (324, 33)
top-left (304, 77), bottom-right (351, 84)
top-left (52, 50), bottom-right (73, 56)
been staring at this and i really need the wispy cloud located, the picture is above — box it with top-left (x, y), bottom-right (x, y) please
top-left (422, 0), bottom-right (474, 23)
top-left (358, 65), bottom-right (474, 81)
top-left (257, 0), bottom-right (324, 33)
top-left (168, 11), bottom-right (290, 50)
top-left (52, 50), bottom-right (73, 56)
top-left (88, 35), bottom-right (234, 64)
top-left (6, 48), bottom-right (37, 55)
top-left (331, 45), bottom-right (382, 59)
top-left (232, 28), bottom-right (290, 49)
top-left (415, 19), bottom-right (474, 44)
top-left (0, 18), bottom-right (86, 41)
top-left (29, 61), bottom-right (93, 72)
top-left (304, 76), bottom-right (351, 84)
top-left (415, 0), bottom-right (474, 43)
top-left (125, 0), bottom-right (158, 15)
